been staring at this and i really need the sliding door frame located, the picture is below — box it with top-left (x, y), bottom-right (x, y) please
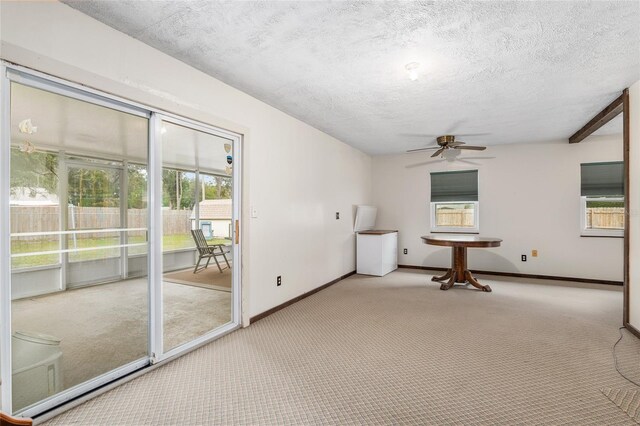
top-left (1, 63), bottom-right (151, 418)
top-left (0, 62), bottom-right (243, 417)
top-left (0, 62), bottom-right (13, 415)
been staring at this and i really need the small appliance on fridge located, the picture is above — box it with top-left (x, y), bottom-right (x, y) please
top-left (354, 205), bottom-right (398, 276)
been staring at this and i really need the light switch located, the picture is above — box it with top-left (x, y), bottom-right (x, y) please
top-left (251, 206), bottom-right (258, 218)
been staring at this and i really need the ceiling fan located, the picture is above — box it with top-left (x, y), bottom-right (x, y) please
top-left (406, 135), bottom-right (487, 158)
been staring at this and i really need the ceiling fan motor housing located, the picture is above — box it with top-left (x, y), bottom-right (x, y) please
top-left (437, 135), bottom-right (455, 146)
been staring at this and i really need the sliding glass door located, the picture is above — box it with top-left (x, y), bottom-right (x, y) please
top-left (8, 80), bottom-right (150, 413)
top-left (0, 64), bottom-right (242, 417)
top-left (160, 119), bottom-right (236, 354)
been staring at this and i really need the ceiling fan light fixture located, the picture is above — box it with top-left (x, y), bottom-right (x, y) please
top-left (18, 118), bottom-right (38, 135)
top-left (405, 62), bottom-right (420, 81)
top-left (443, 149), bottom-right (460, 161)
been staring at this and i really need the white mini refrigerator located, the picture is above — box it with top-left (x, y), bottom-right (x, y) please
top-left (354, 205), bottom-right (398, 276)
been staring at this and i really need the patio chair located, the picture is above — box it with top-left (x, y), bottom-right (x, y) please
top-left (191, 229), bottom-right (231, 274)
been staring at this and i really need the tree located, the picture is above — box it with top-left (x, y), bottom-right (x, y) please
top-left (127, 165), bottom-right (147, 209)
top-left (67, 167), bottom-right (120, 207)
top-left (10, 148), bottom-right (59, 197)
top-left (202, 175), bottom-right (232, 199)
top-left (161, 169), bottom-right (196, 210)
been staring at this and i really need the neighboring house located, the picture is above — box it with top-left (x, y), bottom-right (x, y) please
top-left (191, 199), bottom-right (232, 238)
top-left (9, 187), bottom-right (59, 205)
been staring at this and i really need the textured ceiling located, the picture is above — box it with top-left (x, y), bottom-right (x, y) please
top-left (62, 1), bottom-right (640, 155)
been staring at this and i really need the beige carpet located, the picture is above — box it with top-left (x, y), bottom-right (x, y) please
top-left (43, 270), bottom-right (637, 425)
top-left (163, 266), bottom-right (232, 292)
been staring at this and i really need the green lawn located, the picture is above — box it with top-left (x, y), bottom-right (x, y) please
top-left (11, 234), bottom-right (231, 269)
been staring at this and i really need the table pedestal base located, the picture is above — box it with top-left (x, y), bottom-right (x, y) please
top-left (431, 247), bottom-right (492, 292)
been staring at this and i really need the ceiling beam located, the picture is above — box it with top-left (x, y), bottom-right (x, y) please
top-left (569, 92), bottom-right (624, 144)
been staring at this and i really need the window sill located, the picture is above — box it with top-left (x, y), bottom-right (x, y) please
top-left (580, 232), bottom-right (624, 238)
top-left (431, 230), bottom-right (480, 235)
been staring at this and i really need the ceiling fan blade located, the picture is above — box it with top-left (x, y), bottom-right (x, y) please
top-left (456, 145), bottom-right (486, 151)
top-left (406, 146), bottom-right (440, 153)
top-left (431, 147), bottom-right (446, 158)
top-left (449, 141), bottom-right (466, 147)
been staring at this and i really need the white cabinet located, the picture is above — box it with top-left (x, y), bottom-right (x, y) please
top-left (356, 230), bottom-right (398, 276)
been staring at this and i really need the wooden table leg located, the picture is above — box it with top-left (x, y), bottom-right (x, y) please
top-left (437, 246), bottom-right (491, 292)
top-left (432, 269), bottom-right (452, 282)
top-left (440, 271), bottom-right (456, 290)
top-left (439, 248), bottom-right (463, 291)
top-left (453, 246), bottom-right (467, 283)
top-left (464, 270), bottom-right (492, 292)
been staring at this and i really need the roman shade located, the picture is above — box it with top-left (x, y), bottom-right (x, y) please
top-left (580, 162), bottom-right (623, 197)
top-left (431, 170), bottom-right (478, 202)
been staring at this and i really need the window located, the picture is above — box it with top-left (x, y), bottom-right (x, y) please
top-left (580, 162), bottom-right (624, 237)
top-left (430, 170), bottom-right (479, 233)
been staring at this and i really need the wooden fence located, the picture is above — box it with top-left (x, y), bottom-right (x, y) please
top-left (436, 209), bottom-right (475, 227)
top-left (11, 205), bottom-right (625, 237)
top-left (10, 206), bottom-right (192, 240)
top-left (586, 207), bottom-right (625, 229)
top-left (435, 207), bottom-right (625, 229)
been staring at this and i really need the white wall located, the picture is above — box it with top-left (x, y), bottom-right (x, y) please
top-left (372, 135), bottom-right (623, 281)
top-left (628, 80), bottom-right (640, 328)
top-left (0, 2), bottom-right (372, 319)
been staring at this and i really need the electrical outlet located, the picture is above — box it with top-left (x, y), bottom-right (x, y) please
top-left (521, 255), bottom-right (527, 262)
top-left (335, 212), bottom-right (340, 220)
top-left (277, 276), bottom-right (282, 286)
top-left (403, 248), bottom-right (408, 255)
top-left (532, 249), bottom-right (538, 257)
